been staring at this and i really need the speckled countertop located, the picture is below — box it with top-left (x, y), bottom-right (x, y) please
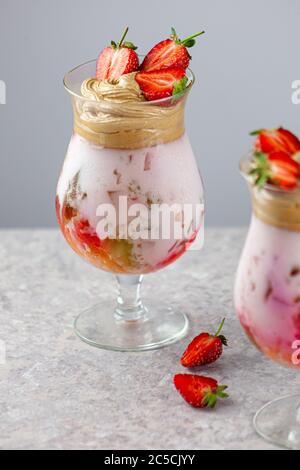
top-left (0, 228), bottom-right (299, 450)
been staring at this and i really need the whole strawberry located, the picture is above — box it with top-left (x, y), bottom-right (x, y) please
top-left (140, 27), bottom-right (205, 73)
top-left (96, 27), bottom-right (139, 81)
top-left (181, 318), bottom-right (227, 368)
top-left (174, 374), bottom-right (229, 408)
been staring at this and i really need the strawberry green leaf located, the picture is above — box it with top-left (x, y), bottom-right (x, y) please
top-left (173, 76), bottom-right (189, 95)
top-left (207, 394), bottom-right (217, 408)
top-left (111, 40), bottom-right (117, 49)
top-left (182, 38), bottom-right (196, 48)
top-left (249, 151), bottom-right (271, 188)
top-left (257, 174), bottom-right (268, 187)
top-left (123, 41), bottom-right (138, 50)
top-left (218, 334), bottom-right (228, 346)
top-left (216, 385), bottom-right (229, 399)
top-left (202, 394), bottom-right (210, 406)
top-left (218, 391), bottom-right (229, 398)
top-left (253, 151), bottom-right (267, 162)
top-left (179, 31), bottom-right (205, 47)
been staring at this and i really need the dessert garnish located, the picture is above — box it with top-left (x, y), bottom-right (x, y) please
top-left (140, 27), bottom-right (205, 72)
top-left (173, 374), bottom-right (229, 408)
top-left (252, 127), bottom-right (300, 155)
top-left (136, 28), bottom-right (205, 101)
top-left (180, 318), bottom-right (227, 367)
top-left (90, 27), bottom-right (205, 103)
top-left (249, 127), bottom-right (300, 190)
top-left (96, 27), bottom-right (139, 81)
top-left (135, 68), bottom-right (186, 101)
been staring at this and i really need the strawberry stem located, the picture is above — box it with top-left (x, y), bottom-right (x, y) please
top-left (180, 30), bottom-right (205, 44)
top-left (118, 27), bottom-right (129, 48)
top-left (214, 318), bottom-right (225, 337)
top-left (250, 129), bottom-right (264, 136)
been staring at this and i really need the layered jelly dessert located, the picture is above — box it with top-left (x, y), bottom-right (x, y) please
top-left (235, 127), bottom-right (300, 367)
top-left (56, 28), bottom-right (205, 274)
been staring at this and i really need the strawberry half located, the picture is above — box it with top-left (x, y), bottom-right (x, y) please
top-left (251, 127), bottom-right (300, 156)
top-left (174, 374), bottom-right (229, 408)
top-left (269, 152), bottom-right (300, 189)
top-left (96, 27), bottom-right (139, 81)
top-left (250, 151), bottom-right (300, 190)
top-left (135, 68), bottom-right (186, 101)
top-left (140, 28), bottom-right (205, 72)
top-left (181, 319), bottom-right (227, 368)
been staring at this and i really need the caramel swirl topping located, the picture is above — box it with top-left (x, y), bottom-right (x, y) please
top-left (72, 72), bottom-right (187, 149)
top-left (81, 73), bottom-right (145, 103)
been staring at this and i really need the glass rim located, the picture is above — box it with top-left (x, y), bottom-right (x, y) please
top-left (239, 153), bottom-right (300, 195)
top-left (63, 58), bottom-right (195, 106)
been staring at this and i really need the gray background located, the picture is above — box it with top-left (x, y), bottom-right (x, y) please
top-left (0, 0), bottom-right (299, 228)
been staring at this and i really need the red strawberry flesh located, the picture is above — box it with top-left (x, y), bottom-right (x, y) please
top-left (73, 219), bottom-right (101, 249)
top-left (141, 39), bottom-right (190, 73)
top-left (140, 29), bottom-right (204, 73)
top-left (135, 68), bottom-right (186, 101)
top-left (268, 152), bottom-right (300, 189)
top-left (269, 152), bottom-right (300, 176)
top-left (181, 318), bottom-right (227, 368)
top-left (173, 374), bottom-right (228, 408)
top-left (181, 333), bottom-right (223, 367)
top-left (255, 128), bottom-right (300, 156)
top-left (96, 27), bottom-right (139, 81)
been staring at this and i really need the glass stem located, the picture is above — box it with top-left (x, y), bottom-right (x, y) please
top-left (115, 275), bottom-right (146, 321)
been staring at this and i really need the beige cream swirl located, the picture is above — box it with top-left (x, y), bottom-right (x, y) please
top-left (81, 73), bottom-right (145, 103)
top-left (72, 72), bottom-right (187, 149)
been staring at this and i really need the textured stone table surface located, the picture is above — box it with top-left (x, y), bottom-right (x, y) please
top-left (0, 228), bottom-right (299, 450)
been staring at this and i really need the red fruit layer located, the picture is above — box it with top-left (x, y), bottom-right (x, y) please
top-left (155, 227), bottom-right (199, 270)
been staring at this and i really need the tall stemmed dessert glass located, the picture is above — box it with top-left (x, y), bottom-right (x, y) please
top-left (234, 127), bottom-right (300, 449)
top-left (56, 28), bottom-right (205, 351)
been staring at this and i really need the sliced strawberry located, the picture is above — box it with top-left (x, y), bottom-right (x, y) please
top-left (96, 47), bottom-right (114, 80)
top-left (181, 319), bottom-right (227, 367)
top-left (269, 151), bottom-right (300, 189)
top-left (135, 68), bottom-right (186, 101)
top-left (96, 27), bottom-right (139, 81)
top-left (252, 127), bottom-right (300, 156)
top-left (250, 150), bottom-right (300, 190)
top-left (140, 28), bottom-right (205, 72)
top-left (173, 374), bottom-right (229, 408)
top-left (73, 219), bottom-right (101, 249)
top-left (141, 39), bottom-right (190, 73)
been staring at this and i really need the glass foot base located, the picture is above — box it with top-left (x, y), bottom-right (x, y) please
top-left (74, 298), bottom-right (189, 352)
top-left (254, 394), bottom-right (300, 449)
